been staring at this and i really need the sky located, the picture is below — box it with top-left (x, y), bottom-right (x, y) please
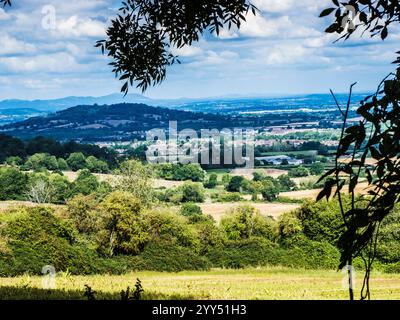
top-left (0, 0), bottom-right (399, 100)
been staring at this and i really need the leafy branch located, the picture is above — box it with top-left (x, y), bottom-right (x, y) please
top-left (96, 0), bottom-right (258, 94)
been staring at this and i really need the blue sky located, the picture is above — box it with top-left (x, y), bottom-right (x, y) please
top-left (0, 0), bottom-right (398, 100)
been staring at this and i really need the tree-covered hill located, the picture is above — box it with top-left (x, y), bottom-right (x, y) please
top-left (0, 103), bottom-right (238, 142)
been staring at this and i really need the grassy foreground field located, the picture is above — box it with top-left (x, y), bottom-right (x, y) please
top-left (1, 267), bottom-right (400, 300)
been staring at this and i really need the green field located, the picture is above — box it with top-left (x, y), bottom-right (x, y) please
top-left (1, 267), bottom-right (400, 300)
top-left (257, 150), bottom-right (318, 157)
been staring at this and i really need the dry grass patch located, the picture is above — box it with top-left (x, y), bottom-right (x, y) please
top-left (199, 202), bottom-right (300, 223)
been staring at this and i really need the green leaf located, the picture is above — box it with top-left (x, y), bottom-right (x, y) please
top-left (319, 8), bottom-right (335, 17)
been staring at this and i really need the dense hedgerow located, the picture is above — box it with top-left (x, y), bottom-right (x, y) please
top-left (1, 196), bottom-right (400, 276)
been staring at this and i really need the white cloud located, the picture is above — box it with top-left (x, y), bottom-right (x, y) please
top-left (253, 0), bottom-right (331, 13)
top-left (256, 44), bottom-right (309, 65)
top-left (56, 16), bottom-right (106, 38)
top-left (0, 52), bottom-right (80, 73)
top-left (0, 8), bottom-right (10, 21)
top-left (172, 45), bottom-right (203, 57)
top-left (191, 50), bottom-right (240, 67)
top-left (0, 34), bottom-right (36, 55)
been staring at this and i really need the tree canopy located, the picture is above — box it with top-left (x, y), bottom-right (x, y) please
top-left (96, 0), bottom-right (257, 94)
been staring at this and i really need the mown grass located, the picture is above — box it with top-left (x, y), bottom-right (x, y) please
top-left (1, 267), bottom-right (400, 300)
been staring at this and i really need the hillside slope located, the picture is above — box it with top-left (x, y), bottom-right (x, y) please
top-left (0, 103), bottom-right (241, 142)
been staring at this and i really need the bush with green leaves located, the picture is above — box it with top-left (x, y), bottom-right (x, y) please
top-left (144, 208), bottom-right (199, 252)
top-left (0, 167), bottom-right (28, 201)
top-left (114, 160), bottom-right (154, 206)
top-left (72, 169), bottom-right (100, 196)
top-left (0, 206), bottom-right (102, 276)
top-left (57, 158), bottom-right (69, 170)
top-left (288, 166), bottom-right (310, 178)
top-left (310, 162), bottom-right (325, 176)
top-left (96, 191), bottom-right (149, 256)
top-left (376, 207), bottom-right (400, 264)
top-left (164, 182), bottom-right (205, 204)
top-left (260, 179), bottom-right (280, 202)
top-left (220, 205), bottom-right (277, 241)
top-left (179, 203), bottom-right (202, 217)
top-left (294, 200), bottom-right (346, 246)
top-left (277, 175), bottom-right (297, 192)
top-left (212, 192), bottom-right (243, 203)
top-left (203, 173), bottom-right (218, 189)
top-left (67, 152), bottom-right (87, 171)
top-left (85, 156), bottom-right (109, 173)
top-left (26, 172), bottom-right (71, 204)
top-left (226, 176), bottom-right (246, 192)
top-left (155, 163), bottom-right (205, 182)
top-left (5, 156), bottom-right (22, 166)
top-left (67, 194), bottom-right (101, 234)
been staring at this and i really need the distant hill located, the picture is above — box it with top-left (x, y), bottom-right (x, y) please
top-left (0, 94), bottom-right (153, 112)
top-left (0, 103), bottom-right (243, 142)
top-left (0, 93), bottom-right (371, 128)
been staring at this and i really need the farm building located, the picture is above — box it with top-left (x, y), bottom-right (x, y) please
top-left (255, 155), bottom-right (303, 166)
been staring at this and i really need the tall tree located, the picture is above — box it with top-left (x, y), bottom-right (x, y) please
top-left (319, 0), bottom-right (400, 300)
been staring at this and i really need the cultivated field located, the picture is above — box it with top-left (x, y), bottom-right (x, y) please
top-left (230, 168), bottom-right (288, 180)
top-left (1, 267), bottom-right (400, 300)
top-left (199, 203), bottom-right (300, 222)
top-left (62, 171), bottom-right (184, 189)
top-left (280, 182), bottom-right (371, 200)
top-left (0, 201), bottom-right (63, 213)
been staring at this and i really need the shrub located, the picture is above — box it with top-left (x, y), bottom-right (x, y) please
top-left (114, 160), bottom-right (154, 206)
top-left (288, 166), bottom-right (310, 178)
top-left (207, 237), bottom-right (340, 270)
top-left (294, 200), bottom-right (345, 245)
top-left (194, 220), bottom-right (225, 255)
top-left (155, 163), bottom-right (205, 182)
top-left (260, 179), bottom-right (279, 202)
top-left (67, 152), bottom-right (87, 171)
top-left (5, 156), bottom-right (22, 166)
top-left (72, 169), bottom-right (99, 196)
top-left (144, 208), bottom-right (199, 251)
top-left (226, 176), bottom-right (245, 192)
top-left (277, 174), bottom-right (297, 192)
top-left (163, 182), bottom-right (207, 203)
top-left (97, 191), bottom-right (149, 256)
top-left (131, 239), bottom-right (209, 272)
top-left (203, 173), bottom-right (218, 189)
top-left (48, 173), bottom-right (71, 203)
top-left (213, 192), bottom-right (243, 203)
top-left (67, 194), bottom-right (100, 234)
top-left (24, 153), bottom-right (59, 171)
top-left (179, 203), bottom-right (202, 217)
top-left (278, 211), bottom-right (304, 241)
top-left (220, 205), bottom-right (277, 241)
top-left (310, 162), bottom-right (325, 176)
top-left (0, 167), bottom-right (28, 200)
top-left (0, 207), bottom-right (101, 276)
top-left (57, 158), bottom-right (69, 171)
top-left (376, 208), bottom-right (400, 263)
top-left (85, 156), bottom-right (109, 173)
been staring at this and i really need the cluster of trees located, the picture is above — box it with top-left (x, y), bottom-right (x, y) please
top-left (255, 141), bottom-right (333, 158)
top-left (0, 135), bottom-right (117, 169)
top-left (157, 182), bottom-right (205, 204)
top-left (7, 152), bottom-right (110, 173)
top-left (0, 159), bottom-right (155, 205)
top-left (0, 167), bottom-right (111, 204)
top-left (154, 163), bottom-right (205, 182)
top-left (222, 172), bottom-right (297, 202)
